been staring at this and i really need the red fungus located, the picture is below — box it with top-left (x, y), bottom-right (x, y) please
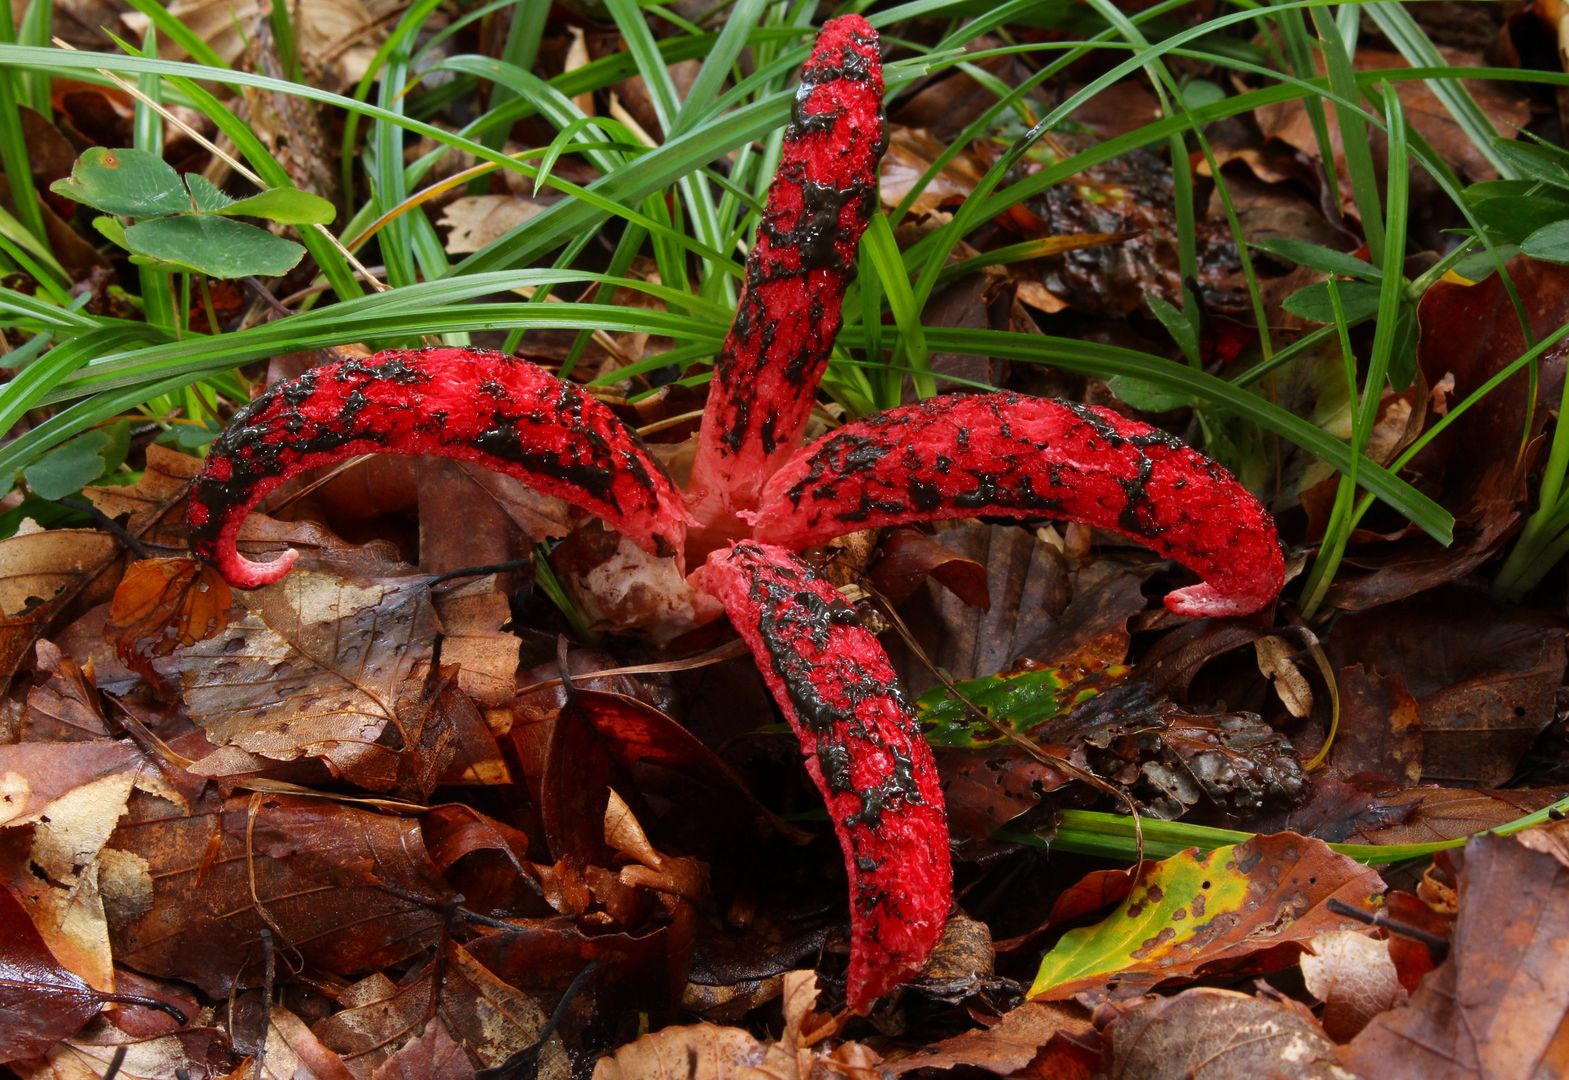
top-left (186, 13), bottom-right (1289, 1015)
top-left (685, 14), bottom-right (885, 531)
top-left (694, 541), bottom-right (951, 1012)
top-left (749, 393), bottom-right (1285, 617)
top-left (187, 347), bottom-right (689, 588)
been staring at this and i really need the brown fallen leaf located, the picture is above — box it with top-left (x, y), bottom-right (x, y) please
top-left (1326, 588), bottom-right (1566, 786)
top-left (0, 525), bottom-right (120, 694)
top-left (248, 1006), bottom-right (356, 1080)
top-left (1301, 931), bottom-right (1406, 1042)
top-left (104, 790), bottom-right (452, 996)
top-left (1342, 821), bottom-right (1569, 1079)
top-left (21, 640), bottom-right (110, 741)
top-left (1101, 988), bottom-right (1355, 1079)
top-left (11, 1025), bottom-right (223, 1080)
top-left (313, 943), bottom-right (567, 1077)
top-left (105, 557), bottom-right (232, 689)
top-left (0, 886), bottom-right (112, 1063)
top-left (153, 567), bottom-right (441, 790)
top-left (371, 1019), bottom-right (475, 1080)
top-left (438, 194), bottom-right (550, 254)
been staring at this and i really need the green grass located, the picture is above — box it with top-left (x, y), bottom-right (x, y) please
top-left (3, 0), bottom-right (1569, 590)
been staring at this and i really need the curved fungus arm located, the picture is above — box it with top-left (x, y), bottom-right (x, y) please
top-left (686, 15), bottom-right (886, 528)
top-left (188, 347), bottom-right (689, 588)
top-left (747, 393), bottom-right (1286, 618)
top-left (695, 541), bottom-right (952, 1013)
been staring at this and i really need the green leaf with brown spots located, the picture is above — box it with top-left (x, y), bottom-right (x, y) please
top-left (1028, 833), bottom-right (1384, 1001)
top-left (917, 665), bottom-right (1127, 748)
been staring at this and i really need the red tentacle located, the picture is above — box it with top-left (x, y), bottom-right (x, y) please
top-left (188, 348), bottom-right (689, 588)
top-left (747, 393), bottom-right (1285, 617)
top-left (686, 15), bottom-right (886, 530)
top-left (695, 541), bottom-right (951, 1012)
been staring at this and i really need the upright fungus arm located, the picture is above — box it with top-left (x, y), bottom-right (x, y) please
top-left (685, 15), bottom-right (886, 528)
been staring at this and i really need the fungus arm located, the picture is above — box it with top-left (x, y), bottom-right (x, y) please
top-left (188, 348), bottom-right (689, 588)
top-left (748, 393), bottom-right (1285, 618)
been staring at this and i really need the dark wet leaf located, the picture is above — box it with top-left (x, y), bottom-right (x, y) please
top-left (105, 790), bottom-right (452, 996)
top-left (0, 884), bottom-right (104, 1062)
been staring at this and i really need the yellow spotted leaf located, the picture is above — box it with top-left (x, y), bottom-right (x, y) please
top-left (1029, 832), bottom-right (1383, 1000)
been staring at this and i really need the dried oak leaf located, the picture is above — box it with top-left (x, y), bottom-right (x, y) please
top-left (103, 790), bottom-right (452, 997)
top-left (1342, 821), bottom-right (1569, 1079)
top-left (153, 567), bottom-right (440, 790)
top-left (1102, 988), bottom-right (1354, 1079)
top-left (1029, 833), bottom-right (1383, 1001)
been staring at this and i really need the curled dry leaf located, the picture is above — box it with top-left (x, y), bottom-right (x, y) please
top-left (593, 971), bottom-right (881, 1080)
top-left (0, 525), bottom-right (120, 691)
top-left (106, 557), bottom-right (232, 688)
top-left (1301, 931), bottom-right (1405, 1042)
top-left (313, 943), bottom-right (567, 1077)
top-left (1029, 833), bottom-right (1384, 1001)
top-left (251, 1006), bottom-right (356, 1080)
top-left (22, 639), bottom-right (109, 741)
top-left (888, 1001), bottom-right (1101, 1077)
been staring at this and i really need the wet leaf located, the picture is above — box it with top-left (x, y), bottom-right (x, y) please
top-left (1327, 589), bottom-right (1566, 786)
top-left (1029, 833), bottom-right (1383, 1000)
top-left (106, 558), bottom-right (232, 688)
top-left (1043, 681), bottom-right (1310, 818)
top-left (105, 790), bottom-right (452, 996)
top-left (0, 885), bottom-right (105, 1062)
top-left (917, 664), bottom-right (1127, 748)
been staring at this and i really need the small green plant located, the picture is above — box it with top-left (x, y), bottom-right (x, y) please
top-left (50, 147), bottom-right (334, 280)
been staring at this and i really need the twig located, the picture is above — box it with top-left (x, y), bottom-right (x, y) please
top-left (1327, 897), bottom-right (1451, 962)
